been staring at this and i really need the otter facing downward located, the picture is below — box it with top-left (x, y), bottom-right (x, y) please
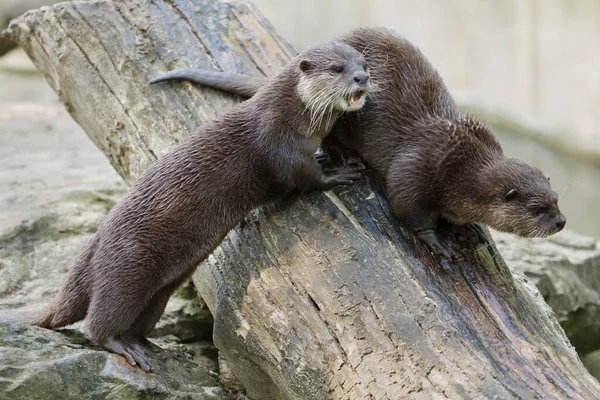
top-left (150, 27), bottom-right (566, 258)
top-left (34, 42), bottom-right (371, 371)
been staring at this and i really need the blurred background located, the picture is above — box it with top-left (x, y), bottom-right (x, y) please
top-left (0, 0), bottom-right (599, 382)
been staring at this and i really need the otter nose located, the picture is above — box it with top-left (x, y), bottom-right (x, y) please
top-left (556, 215), bottom-right (566, 231)
top-left (353, 74), bottom-right (369, 85)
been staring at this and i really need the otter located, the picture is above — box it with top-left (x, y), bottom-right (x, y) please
top-left (149, 27), bottom-right (566, 258)
top-left (34, 41), bottom-right (371, 372)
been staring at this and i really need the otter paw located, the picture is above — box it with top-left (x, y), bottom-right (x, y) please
top-left (432, 242), bottom-right (459, 260)
top-left (467, 223), bottom-right (488, 244)
top-left (321, 166), bottom-right (363, 188)
top-left (131, 337), bottom-right (189, 360)
top-left (418, 230), bottom-right (459, 260)
top-left (100, 336), bottom-right (152, 372)
top-left (453, 223), bottom-right (488, 246)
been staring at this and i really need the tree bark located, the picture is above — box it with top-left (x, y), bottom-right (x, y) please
top-left (5, 0), bottom-right (600, 399)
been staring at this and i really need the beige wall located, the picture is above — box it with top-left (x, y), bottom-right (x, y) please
top-left (254, 0), bottom-right (600, 139)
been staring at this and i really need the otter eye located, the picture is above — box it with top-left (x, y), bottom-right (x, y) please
top-left (333, 65), bottom-right (344, 73)
top-left (533, 205), bottom-right (550, 216)
top-left (505, 189), bottom-right (519, 201)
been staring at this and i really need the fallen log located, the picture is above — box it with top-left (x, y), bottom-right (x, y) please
top-left (5, 0), bottom-right (600, 398)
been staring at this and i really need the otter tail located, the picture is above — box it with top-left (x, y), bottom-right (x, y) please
top-left (149, 69), bottom-right (264, 98)
top-left (32, 236), bottom-right (98, 329)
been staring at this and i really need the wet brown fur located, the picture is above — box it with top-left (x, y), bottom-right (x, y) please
top-left (155, 28), bottom-right (566, 257)
top-left (33, 41), bottom-right (370, 370)
top-left (333, 28), bottom-right (565, 253)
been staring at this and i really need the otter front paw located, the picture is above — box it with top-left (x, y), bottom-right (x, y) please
top-left (418, 230), bottom-right (459, 260)
top-left (465, 223), bottom-right (488, 244)
top-left (320, 166), bottom-right (363, 189)
top-left (450, 223), bottom-right (489, 246)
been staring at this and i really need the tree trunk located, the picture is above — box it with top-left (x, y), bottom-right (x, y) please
top-left (5, 0), bottom-right (600, 399)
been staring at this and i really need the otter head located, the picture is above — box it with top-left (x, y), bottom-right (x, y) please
top-left (296, 42), bottom-right (371, 117)
top-left (480, 158), bottom-right (566, 238)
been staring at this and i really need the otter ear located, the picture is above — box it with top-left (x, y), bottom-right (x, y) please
top-left (299, 60), bottom-right (311, 72)
top-left (505, 189), bottom-right (519, 200)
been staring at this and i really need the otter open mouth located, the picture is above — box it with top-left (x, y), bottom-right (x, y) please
top-left (345, 89), bottom-right (368, 111)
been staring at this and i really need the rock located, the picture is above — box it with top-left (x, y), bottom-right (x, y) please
top-left (0, 321), bottom-right (226, 399)
top-left (0, 189), bottom-right (124, 313)
top-left (492, 229), bottom-right (600, 356)
top-left (0, 96), bottom-right (222, 397)
top-left (152, 280), bottom-right (214, 343)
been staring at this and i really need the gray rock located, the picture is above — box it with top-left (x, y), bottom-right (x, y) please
top-left (492, 229), bottom-right (600, 356)
top-left (0, 189), bottom-right (123, 313)
top-left (0, 95), bottom-right (223, 397)
top-left (152, 280), bottom-right (214, 343)
top-left (0, 321), bottom-right (226, 399)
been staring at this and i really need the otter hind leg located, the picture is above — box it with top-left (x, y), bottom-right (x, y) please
top-left (86, 278), bottom-right (157, 371)
top-left (124, 277), bottom-right (189, 360)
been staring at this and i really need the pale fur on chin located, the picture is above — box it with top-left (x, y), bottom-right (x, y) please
top-left (298, 74), bottom-right (371, 135)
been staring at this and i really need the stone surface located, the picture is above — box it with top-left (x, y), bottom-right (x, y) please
top-left (0, 321), bottom-right (225, 399)
top-left (152, 280), bottom-right (214, 343)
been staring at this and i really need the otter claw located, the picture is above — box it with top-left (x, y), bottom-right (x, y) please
top-left (136, 337), bottom-right (188, 359)
top-left (100, 336), bottom-right (153, 372)
top-left (418, 230), bottom-right (458, 260)
top-left (320, 167), bottom-right (363, 189)
top-left (467, 223), bottom-right (488, 244)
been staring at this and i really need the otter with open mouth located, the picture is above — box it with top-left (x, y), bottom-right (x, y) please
top-left (32, 41), bottom-right (372, 372)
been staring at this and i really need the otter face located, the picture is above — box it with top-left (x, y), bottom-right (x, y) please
top-left (484, 159), bottom-right (566, 238)
top-left (297, 42), bottom-right (371, 115)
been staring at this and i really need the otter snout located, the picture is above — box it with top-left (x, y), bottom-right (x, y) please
top-left (554, 213), bottom-right (566, 232)
top-left (536, 209), bottom-right (566, 237)
top-left (353, 73), bottom-right (369, 85)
